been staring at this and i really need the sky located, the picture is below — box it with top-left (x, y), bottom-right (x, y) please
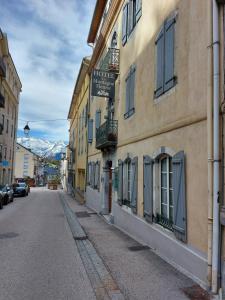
top-left (0, 0), bottom-right (95, 141)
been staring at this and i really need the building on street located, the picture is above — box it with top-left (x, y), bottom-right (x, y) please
top-left (81, 0), bottom-right (225, 296)
top-left (0, 29), bottom-right (22, 185)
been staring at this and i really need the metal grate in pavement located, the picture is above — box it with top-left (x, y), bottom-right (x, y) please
top-left (182, 285), bottom-right (211, 300)
top-left (0, 232), bottom-right (19, 239)
top-left (128, 245), bottom-right (150, 252)
top-left (75, 211), bottom-right (90, 218)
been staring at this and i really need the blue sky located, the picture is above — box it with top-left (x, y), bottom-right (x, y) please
top-left (0, 0), bottom-right (95, 141)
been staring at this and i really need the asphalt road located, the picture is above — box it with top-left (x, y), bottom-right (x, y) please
top-left (0, 187), bottom-right (96, 300)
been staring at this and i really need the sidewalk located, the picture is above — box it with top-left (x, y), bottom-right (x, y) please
top-left (62, 191), bottom-right (211, 300)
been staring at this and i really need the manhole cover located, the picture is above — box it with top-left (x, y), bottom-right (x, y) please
top-left (182, 285), bottom-right (211, 300)
top-left (0, 232), bottom-right (19, 239)
top-left (128, 245), bottom-right (150, 251)
top-left (75, 211), bottom-right (90, 218)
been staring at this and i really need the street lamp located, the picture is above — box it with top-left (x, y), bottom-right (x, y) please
top-left (24, 123), bottom-right (30, 137)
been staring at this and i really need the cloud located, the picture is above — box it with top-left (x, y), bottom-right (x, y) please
top-left (0, 0), bottom-right (95, 140)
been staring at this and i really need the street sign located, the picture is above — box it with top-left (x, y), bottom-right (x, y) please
top-left (91, 69), bottom-right (116, 99)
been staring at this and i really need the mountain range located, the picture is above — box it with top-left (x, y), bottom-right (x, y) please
top-left (17, 137), bottom-right (67, 158)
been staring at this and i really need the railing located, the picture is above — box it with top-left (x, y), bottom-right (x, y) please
top-left (100, 48), bottom-right (120, 73)
top-left (155, 213), bottom-right (174, 231)
top-left (96, 119), bottom-right (118, 150)
top-left (0, 58), bottom-right (6, 78)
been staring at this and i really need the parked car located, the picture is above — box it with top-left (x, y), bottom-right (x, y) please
top-left (13, 182), bottom-right (30, 197)
top-left (0, 185), bottom-right (14, 205)
top-left (0, 191), bottom-right (4, 209)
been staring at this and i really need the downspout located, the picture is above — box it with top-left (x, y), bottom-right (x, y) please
top-left (212, 0), bottom-right (221, 294)
top-left (207, 0), bottom-right (213, 289)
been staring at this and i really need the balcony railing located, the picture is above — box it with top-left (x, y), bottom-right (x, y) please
top-left (100, 48), bottom-right (120, 73)
top-left (0, 58), bottom-right (6, 78)
top-left (0, 92), bottom-right (5, 108)
top-left (155, 213), bottom-right (174, 231)
top-left (96, 119), bottom-right (118, 150)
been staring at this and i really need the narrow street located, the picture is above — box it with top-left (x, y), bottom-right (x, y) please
top-left (0, 188), bottom-right (96, 300)
top-left (0, 187), bottom-right (211, 300)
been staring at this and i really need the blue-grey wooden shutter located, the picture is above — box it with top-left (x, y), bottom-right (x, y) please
top-left (94, 161), bottom-right (99, 189)
top-left (155, 27), bottom-right (164, 98)
top-left (88, 119), bottom-right (93, 143)
top-left (122, 4), bottom-right (128, 46)
top-left (97, 161), bottom-right (101, 191)
top-left (118, 159), bottom-right (123, 205)
top-left (164, 17), bottom-right (176, 92)
top-left (125, 73), bottom-right (130, 114)
top-left (143, 155), bottom-right (154, 223)
top-left (136, 0), bottom-right (142, 22)
top-left (130, 67), bottom-right (135, 111)
top-left (128, 0), bottom-right (134, 35)
top-left (172, 151), bottom-right (187, 243)
top-left (131, 156), bottom-right (138, 214)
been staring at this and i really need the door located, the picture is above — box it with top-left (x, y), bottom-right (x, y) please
top-left (108, 167), bottom-right (112, 213)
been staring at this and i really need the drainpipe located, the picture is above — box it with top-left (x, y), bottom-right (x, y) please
top-left (212, 0), bottom-right (220, 294)
top-left (207, 0), bottom-right (213, 288)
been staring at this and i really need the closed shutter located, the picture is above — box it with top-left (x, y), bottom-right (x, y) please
top-left (125, 73), bottom-right (130, 114)
top-left (131, 156), bottom-right (138, 214)
top-left (130, 67), bottom-right (135, 110)
top-left (143, 155), bottom-right (154, 223)
top-left (122, 4), bottom-right (128, 46)
top-left (155, 27), bottom-right (164, 98)
top-left (97, 161), bottom-right (101, 191)
top-left (172, 151), bottom-right (187, 243)
top-left (95, 110), bottom-right (101, 137)
top-left (136, 0), bottom-right (142, 22)
top-left (88, 163), bottom-right (91, 185)
top-left (118, 159), bottom-right (123, 205)
top-left (164, 17), bottom-right (176, 92)
top-left (88, 119), bottom-right (93, 143)
top-left (91, 162), bottom-right (95, 188)
top-left (123, 161), bottom-right (128, 201)
top-left (128, 0), bottom-right (134, 35)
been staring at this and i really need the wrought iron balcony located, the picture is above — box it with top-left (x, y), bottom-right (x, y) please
top-left (100, 48), bottom-right (120, 73)
top-left (0, 58), bottom-right (6, 78)
top-left (0, 92), bottom-right (5, 108)
top-left (96, 119), bottom-right (118, 150)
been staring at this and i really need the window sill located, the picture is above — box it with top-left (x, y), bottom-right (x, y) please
top-left (124, 108), bottom-right (135, 119)
top-left (154, 81), bottom-right (177, 104)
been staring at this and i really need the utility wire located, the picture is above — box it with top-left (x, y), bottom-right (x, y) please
top-left (19, 118), bottom-right (68, 123)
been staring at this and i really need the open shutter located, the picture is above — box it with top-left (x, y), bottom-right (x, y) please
top-left (154, 27), bottom-right (164, 98)
top-left (136, 0), bottom-right (142, 22)
top-left (118, 159), bottom-right (123, 205)
top-left (164, 17), bottom-right (176, 92)
top-left (131, 156), bottom-right (138, 214)
top-left (94, 162), bottom-right (99, 189)
top-left (88, 119), bottom-right (93, 143)
top-left (125, 73), bottom-right (130, 114)
top-left (97, 161), bottom-right (101, 191)
top-left (95, 110), bottom-right (101, 137)
top-left (123, 161), bottom-right (128, 201)
top-left (129, 67), bottom-right (135, 110)
top-left (122, 4), bottom-right (128, 46)
top-left (143, 155), bottom-right (154, 223)
top-left (128, 0), bottom-right (134, 35)
top-left (172, 151), bottom-right (187, 243)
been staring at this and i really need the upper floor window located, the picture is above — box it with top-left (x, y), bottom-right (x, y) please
top-left (124, 66), bottom-right (136, 119)
top-left (122, 0), bottom-right (142, 46)
top-left (154, 15), bottom-right (177, 98)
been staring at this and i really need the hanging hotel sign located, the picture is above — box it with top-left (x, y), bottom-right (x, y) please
top-left (91, 69), bottom-right (116, 99)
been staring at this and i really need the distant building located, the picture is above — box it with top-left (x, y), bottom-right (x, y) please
top-left (15, 143), bottom-right (43, 184)
top-left (0, 29), bottom-right (22, 185)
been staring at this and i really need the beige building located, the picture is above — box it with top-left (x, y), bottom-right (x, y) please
top-left (68, 57), bottom-right (90, 203)
top-left (0, 29), bottom-right (22, 185)
top-left (15, 143), bottom-right (40, 182)
top-left (84, 0), bottom-right (225, 296)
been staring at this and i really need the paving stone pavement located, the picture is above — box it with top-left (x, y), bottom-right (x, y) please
top-left (62, 191), bottom-right (213, 300)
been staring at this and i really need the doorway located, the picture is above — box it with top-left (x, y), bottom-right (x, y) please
top-left (106, 160), bottom-right (112, 214)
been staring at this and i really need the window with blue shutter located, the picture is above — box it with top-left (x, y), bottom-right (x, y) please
top-left (124, 66), bottom-right (136, 119)
top-left (136, 0), bottom-right (142, 22)
top-left (122, 4), bottom-right (128, 46)
top-left (88, 119), bottom-right (93, 143)
top-left (143, 155), bottom-right (154, 223)
top-left (172, 151), bottom-right (187, 243)
top-left (118, 159), bottom-right (123, 205)
top-left (130, 156), bottom-right (138, 214)
top-left (154, 16), bottom-right (176, 98)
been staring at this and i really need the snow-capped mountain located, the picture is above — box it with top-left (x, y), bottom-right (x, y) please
top-left (17, 137), bottom-right (67, 158)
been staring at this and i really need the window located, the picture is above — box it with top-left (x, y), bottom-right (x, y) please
top-left (2, 114), bottom-right (4, 130)
top-left (155, 16), bottom-right (177, 98)
top-left (122, 0), bottom-right (142, 46)
top-left (6, 119), bottom-right (8, 134)
top-left (11, 125), bottom-right (13, 138)
top-left (158, 156), bottom-right (173, 224)
top-left (124, 66), bottom-right (136, 119)
top-left (95, 110), bottom-right (101, 137)
top-left (4, 147), bottom-right (7, 160)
